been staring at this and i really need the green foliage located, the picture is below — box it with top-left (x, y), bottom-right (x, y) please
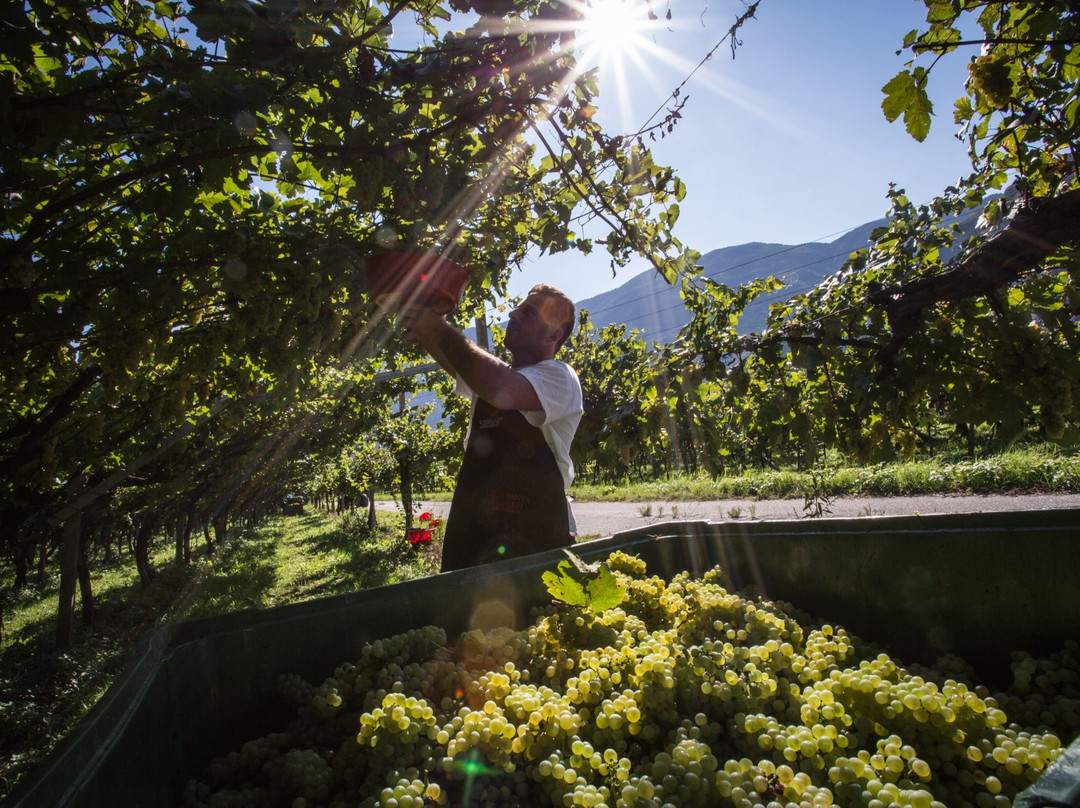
top-left (585, 0), bottom-right (1080, 478)
top-left (564, 313), bottom-right (659, 480)
top-left (0, 0), bottom-right (707, 646)
top-left (801, 467), bottom-right (834, 518)
top-left (6, 0), bottom-right (1080, 676)
top-left (542, 549), bottom-right (627, 612)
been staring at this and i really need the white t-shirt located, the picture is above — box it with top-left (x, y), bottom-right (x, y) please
top-left (457, 360), bottom-right (583, 531)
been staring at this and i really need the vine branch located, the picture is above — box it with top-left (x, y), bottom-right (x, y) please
top-left (872, 187), bottom-right (1080, 365)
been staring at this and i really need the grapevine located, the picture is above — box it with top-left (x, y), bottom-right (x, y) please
top-left (182, 551), bottom-right (1079, 808)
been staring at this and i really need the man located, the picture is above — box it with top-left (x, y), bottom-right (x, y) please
top-left (400, 284), bottom-right (582, 572)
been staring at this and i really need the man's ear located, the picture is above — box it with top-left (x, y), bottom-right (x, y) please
top-left (546, 324), bottom-right (562, 346)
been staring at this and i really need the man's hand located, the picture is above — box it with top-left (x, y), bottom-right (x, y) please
top-left (397, 305), bottom-right (447, 344)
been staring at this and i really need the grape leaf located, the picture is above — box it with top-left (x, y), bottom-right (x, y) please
top-left (542, 551), bottom-right (627, 613)
top-left (583, 566), bottom-right (627, 612)
top-left (881, 69), bottom-right (934, 142)
top-left (881, 71), bottom-right (916, 123)
top-left (542, 561), bottom-right (589, 607)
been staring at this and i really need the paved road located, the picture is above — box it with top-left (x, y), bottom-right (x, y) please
top-left (378, 492), bottom-right (1080, 539)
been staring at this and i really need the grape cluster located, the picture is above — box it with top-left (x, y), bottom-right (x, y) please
top-left (183, 551), bottom-right (1078, 808)
top-left (348, 157), bottom-right (385, 209)
top-left (1032, 374), bottom-right (1075, 440)
top-left (968, 55), bottom-right (1014, 111)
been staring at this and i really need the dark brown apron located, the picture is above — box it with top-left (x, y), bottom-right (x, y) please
top-left (440, 397), bottom-right (572, 572)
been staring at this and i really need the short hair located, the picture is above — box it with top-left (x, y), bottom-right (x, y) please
top-left (529, 283), bottom-right (576, 351)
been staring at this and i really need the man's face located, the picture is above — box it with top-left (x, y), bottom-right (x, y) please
top-left (505, 292), bottom-right (564, 356)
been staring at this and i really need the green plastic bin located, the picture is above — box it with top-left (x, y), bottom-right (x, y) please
top-left (4, 508), bottom-right (1079, 808)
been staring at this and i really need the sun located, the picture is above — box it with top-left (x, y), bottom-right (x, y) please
top-left (574, 0), bottom-right (656, 67)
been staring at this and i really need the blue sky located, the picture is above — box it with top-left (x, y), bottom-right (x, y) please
top-left (503, 0), bottom-right (979, 304)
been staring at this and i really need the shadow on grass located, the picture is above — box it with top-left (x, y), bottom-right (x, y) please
top-left (176, 524), bottom-right (281, 620)
top-left (0, 510), bottom-right (434, 801)
top-left (303, 513), bottom-right (437, 594)
top-left (0, 550), bottom-right (210, 800)
top-left (4, 548), bottom-right (198, 657)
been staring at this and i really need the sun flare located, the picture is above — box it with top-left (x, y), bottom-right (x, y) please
top-left (575, 0), bottom-right (655, 66)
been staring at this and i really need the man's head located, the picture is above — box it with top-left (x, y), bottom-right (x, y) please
top-left (530, 284), bottom-right (576, 350)
top-left (505, 284), bottom-right (576, 364)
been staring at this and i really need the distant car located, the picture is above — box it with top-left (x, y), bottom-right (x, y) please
top-left (282, 493), bottom-right (306, 515)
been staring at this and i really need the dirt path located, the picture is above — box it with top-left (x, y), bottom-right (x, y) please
top-left (378, 491), bottom-right (1080, 538)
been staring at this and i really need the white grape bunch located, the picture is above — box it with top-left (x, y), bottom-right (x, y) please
top-left (183, 551), bottom-right (1077, 808)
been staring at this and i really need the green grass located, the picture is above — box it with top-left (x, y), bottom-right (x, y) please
top-left (0, 508), bottom-right (435, 801)
top-left (171, 510), bottom-right (437, 622)
top-left (568, 446), bottom-right (1080, 502)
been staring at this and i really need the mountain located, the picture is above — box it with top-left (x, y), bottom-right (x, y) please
top-left (416, 204), bottom-right (989, 419)
top-left (573, 187), bottom-right (1004, 343)
top-left (572, 218), bottom-right (888, 343)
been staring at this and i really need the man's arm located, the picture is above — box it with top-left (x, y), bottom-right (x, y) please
top-left (400, 307), bottom-right (542, 412)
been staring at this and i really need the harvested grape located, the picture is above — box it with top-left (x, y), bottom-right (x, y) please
top-left (182, 552), bottom-right (1078, 808)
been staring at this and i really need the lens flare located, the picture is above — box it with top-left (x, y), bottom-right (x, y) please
top-left (575, 0), bottom-right (654, 66)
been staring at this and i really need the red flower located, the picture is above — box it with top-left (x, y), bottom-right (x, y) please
top-left (407, 527), bottom-right (433, 545)
top-left (419, 511), bottom-right (432, 522)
